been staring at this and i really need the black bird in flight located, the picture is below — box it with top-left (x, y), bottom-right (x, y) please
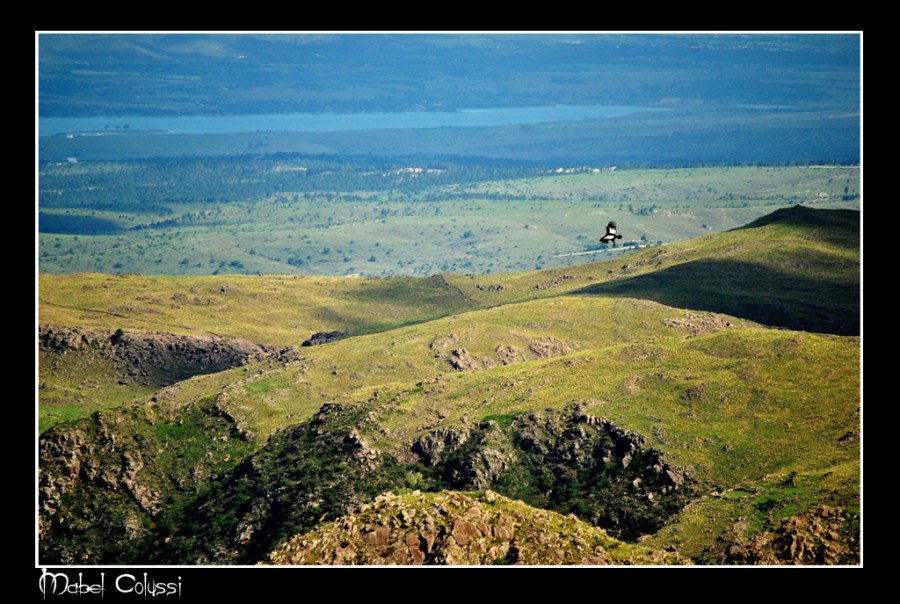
top-left (600, 220), bottom-right (623, 247)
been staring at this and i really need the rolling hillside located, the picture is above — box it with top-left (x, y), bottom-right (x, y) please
top-left (37, 206), bottom-right (860, 565)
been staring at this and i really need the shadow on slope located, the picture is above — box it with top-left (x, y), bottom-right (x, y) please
top-left (343, 274), bottom-right (480, 334)
top-left (574, 258), bottom-right (858, 335)
top-left (732, 205), bottom-right (859, 248)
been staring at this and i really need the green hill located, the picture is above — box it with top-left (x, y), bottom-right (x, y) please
top-left (37, 206), bottom-right (860, 565)
top-left (577, 205), bottom-right (859, 334)
top-left (37, 205), bottom-right (859, 345)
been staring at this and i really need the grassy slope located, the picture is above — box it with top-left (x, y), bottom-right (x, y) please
top-left (136, 308), bottom-right (856, 564)
top-left (38, 207), bottom-right (860, 564)
top-left (174, 296), bottom-right (760, 440)
top-left (453, 205), bottom-right (860, 334)
top-left (38, 206), bottom-right (859, 431)
top-left (38, 273), bottom-right (480, 347)
top-left (38, 205), bottom-right (859, 343)
top-left (360, 327), bottom-right (859, 562)
top-left (39, 296), bottom-right (859, 563)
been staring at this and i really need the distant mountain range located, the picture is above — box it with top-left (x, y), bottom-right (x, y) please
top-left (37, 33), bottom-right (861, 166)
top-left (38, 33), bottom-right (860, 117)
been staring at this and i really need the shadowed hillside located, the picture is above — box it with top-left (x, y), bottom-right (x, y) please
top-left (574, 206), bottom-right (859, 335)
top-left (575, 258), bottom-right (858, 335)
top-left (734, 204), bottom-right (859, 239)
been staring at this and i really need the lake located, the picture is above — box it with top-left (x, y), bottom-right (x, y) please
top-left (38, 105), bottom-right (660, 137)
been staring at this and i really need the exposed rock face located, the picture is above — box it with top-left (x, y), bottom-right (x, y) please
top-left (412, 426), bottom-right (470, 467)
top-left (430, 333), bottom-right (460, 351)
top-left (437, 336), bottom-right (575, 371)
top-left (346, 428), bottom-right (380, 467)
top-left (150, 402), bottom-right (405, 565)
top-left (41, 392), bottom-right (696, 566)
top-left (448, 348), bottom-right (492, 371)
top-left (429, 333), bottom-right (459, 360)
top-left (39, 323), bottom-right (275, 388)
top-left (495, 345), bottom-right (526, 365)
top-left (428, 327), bottom-right (580, 373)
top-left (447, 442), bottom-right (512, 490)
top-left (727, 506), bottom-right (860, 565)
top-left (263, 490), bottom-right (688, 566)
top-left (39, 395), bottom-right (256, 564)
top-left (415, 403), bottom-right (693, 541)
top-left (527, 336), bottom-right (576, 358)
top-left (302, 331), bottom-right (349, 346)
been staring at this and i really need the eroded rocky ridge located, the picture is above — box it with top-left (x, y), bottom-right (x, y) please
top-left (413, 402), bottom-right (693, 541)
top-left (264, 490), bottom-right (687, 565)
top-left (40, 396), bottom-right (697, 565)
top-left (40, 323), bottom-right (280, 388)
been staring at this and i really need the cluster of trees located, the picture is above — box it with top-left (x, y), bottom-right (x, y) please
top-left (41, 152), bottom-right (861, 218)
top-left (39, 154), bottom-right (551, 213)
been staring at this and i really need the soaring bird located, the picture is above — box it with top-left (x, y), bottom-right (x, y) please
top-left (600, 220), bottom-right (623, 247)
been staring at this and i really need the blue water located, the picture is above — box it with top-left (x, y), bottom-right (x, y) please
top-left (38, 105), bottom-right (657, 137)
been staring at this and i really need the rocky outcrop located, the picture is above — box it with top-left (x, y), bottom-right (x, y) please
top-left (346, 428), bottom-right (380, 468)
top-left (527, 336), bottom-right (576, 358)
top-left (726, 506), bottom-right (859, 565)
top-left (436, 337), bottom-right (575, 371)
top-left (151, 402), bottom-right (404, 564)
top-left (39, 323), bottom-right (276, 388)
top-left (429, 333), bottom-right (459, 358)
top-left (446, 442), bottom-right (512, 490)
top-left (415, 403), bottom-right (693, 541)
top-left (661, 312), bottom-right (734, 335)
top-left (263, 490), bottom-right (688, 566)
top-left (41, 392), bottom-right (696, 565)
top-left (495, 345), bottom-right (526, 365)
top-left (448, 348), bottom-right (495, 371)
top-left (412, 426), bottom-right (470, 467)
top-left (534, 274), bottom-right (575, 290)
top-left (302, 331), bottom-right (349, 346)
top-left (39, 395), bottom-right (258, 565)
